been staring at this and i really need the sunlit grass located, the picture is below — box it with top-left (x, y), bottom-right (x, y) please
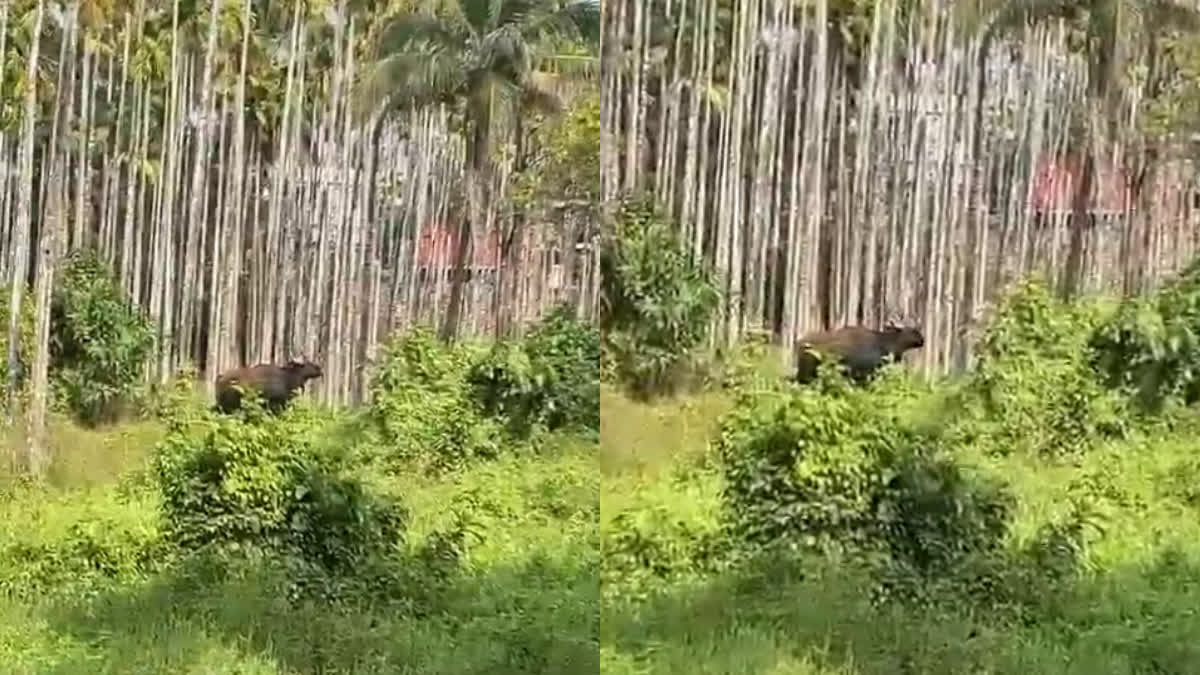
top-left (599, 383), bottom-right (1200, 674)
top-left (0, 417), bottom-right (602, 674)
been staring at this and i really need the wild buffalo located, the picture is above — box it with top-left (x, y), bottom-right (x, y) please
top-left (793, 321), bottom-right (925, 384)
top-left (214, 359), bottom-right (324, 414)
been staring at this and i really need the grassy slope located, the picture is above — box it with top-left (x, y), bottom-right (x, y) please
top-left (0, 418), bottom-right (600, 675)
top-left (599, 385), bottom-right (1200, 675)
top-left (6, 382), bottom-right (1200, 674)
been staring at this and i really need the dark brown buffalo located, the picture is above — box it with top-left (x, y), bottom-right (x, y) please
top-left (793, 322), bottom-right (925, 384)
top-left (214, 359), bottom-right (324, 414)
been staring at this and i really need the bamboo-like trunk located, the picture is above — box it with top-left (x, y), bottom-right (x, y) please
top-left (7, 0), bottom-right (46, 433)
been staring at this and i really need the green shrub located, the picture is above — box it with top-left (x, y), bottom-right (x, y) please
top-left (368, 325), bottom-right (474, 397)
top-left (468, 304), bottom-right (601, 437)
top-left (718, 371), bottom-right (914, 549)
top-left (1090, 258), bottom-right (1200, 411)
top-left (875, 452), bottom-right (1013, 577)
top-left (718, 367), bottom-right (1014, 590)
top-left (139, 366), bottom-right (205, 424)
top-left (603, 502), bottom-right (729, 600)
top-left (367, 326), bottom-right (502, 471)
top-left (961, 277), bottom-right (1128, 458)
top-left (0, 487), bottom-right (164, 601)
top-left (152, 403), bottom-right (407, 574)
top-left (707, 329), bottom-right (781, 393)
top-left (600, 197), bottom-right (720, 399)
top-left (50, 250), bottom-right (156, 426)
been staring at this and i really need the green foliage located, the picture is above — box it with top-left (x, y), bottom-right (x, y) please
top-left (139, 367), bottom-right (205, 425)
top-left (152, 405), bottom-right (408, 575)
top-left (0, 284), bottom-right (35, 411)
top-left (50, 250), bottom-right (156, 426)
top-left (1090, 258), bottom-right (1200, 411)
top-left (364, 0), bottom-right (599, 156)
top-left (467, 304), bottom-right (602, 437)
top-left (963, 276), bottom-right (1128, 457)
top-left (718, 383), bottom-right (905, 548)
top-left (0, 484), bottom-right (164, 602)
top-left (717, 368), bottom-right (1018, 606)
top-left (601, 197), bottom-right (720, 399)
top-left (875, 452), bottom-right (1013, 578)
top-left (1137, 11), bottom-right (1200, 142)
top-left (513, 93), bottom-right (601, 208)
top-left (703, 329), bottom-right (787, 393)
top-left (718, 367), bottom-right (1009, 554)
top-left (367, 326), bottom-right (503, 472)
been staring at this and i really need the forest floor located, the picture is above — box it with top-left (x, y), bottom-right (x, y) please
top-left (0, 415), bottom-right (600, 674)
top-left (599, 385), bottom-right (1200, 675)
top-left (3, 380), bottom-right (1200, 674)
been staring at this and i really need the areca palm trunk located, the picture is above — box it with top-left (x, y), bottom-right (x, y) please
top-left (498, 110), bottom-right (529, 338)
top-left (7, 0), bottom-right (45, 430)
top-left (441, 117), bottom-right (489, 343)
top-left (1061, 145), bottom-right (1096, 298)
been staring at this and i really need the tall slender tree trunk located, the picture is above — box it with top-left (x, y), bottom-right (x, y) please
top-left (498, 110), bottom-right (529, 338)
top-left (7, 0), bottom-right (45, 433)
top-left (1060, 147), bottom-right (1095, 299)
top-left (441, 118), bottom-right (488, 343)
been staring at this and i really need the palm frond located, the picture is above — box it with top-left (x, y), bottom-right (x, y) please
top-left (456, 0), bottom-right (499, 35)
top-left (981, 0), bottom-right (1087, 40)
top-left (517, 0), bottom-right (600, 46)
top-left (476, 23), bottom-right (532, 76)
top-left (372, 12), bottom-right (465, 59)
top-left (362, 47), bottom-right (468, 112)
top-left (1143, 0), bottom-right (1200, 33)
top-left (532, 52), bottom-right (599, 79)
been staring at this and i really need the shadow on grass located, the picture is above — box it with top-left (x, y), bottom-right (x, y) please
top-left (16, 529), bottom-right (1200, 675)
top-left (601, 546), bottom-right (1200, 675)
top-left (29, 546), bottom-right (599, 675)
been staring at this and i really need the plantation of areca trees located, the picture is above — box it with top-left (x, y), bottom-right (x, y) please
top-left (0, 0), bottom-right (601, 471)
top-left (592, 2), bottom-right (1200, 673)
top-left (1, 1), bottom-right (609, 672)
top-left (602, 0), bottom-right (1200, 373)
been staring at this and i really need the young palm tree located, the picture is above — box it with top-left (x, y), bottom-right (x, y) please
top-left (977, 0), bottom-right (1200, 298)
top-left (362, 0), bottom-right (601, 342)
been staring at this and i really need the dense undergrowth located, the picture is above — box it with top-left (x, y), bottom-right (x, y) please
top-left (0, 302), bottom-right (602, 674)
top-left (12, 202), bottom-right (1200, 673)
top-left (594, 203), bottom-right (1200, 672)
top-left (1, 250), bottom-right (157, 428)
top-left (599, 270), bottom-right (1200, 673)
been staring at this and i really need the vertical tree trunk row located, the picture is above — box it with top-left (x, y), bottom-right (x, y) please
top-left (601, 0), bottom-right (1188, 376)
top-left (0, 1), bottom-right (598, 434)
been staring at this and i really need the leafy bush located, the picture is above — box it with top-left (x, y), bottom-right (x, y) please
top-left (467, 304), bottom-right (601, 437)
top-left (139, 366), bottom-right (204, 423)
top-left (603, 500), bottom-right (729, 601)
top-left (50, 250), bottom-right (156, 426)
top-left (706, 329), bottom-right (790, 393)
top-left (152, 403), bottom-right (408, 574)
top-left (0, 486), bottom-right (164, 601)
top-left (718, 367), bottom-right (1014, 591)
top-left (368, 325), bottom-right (475, 397)
top-left (600, 197), bottom-right (720, 399)
top-left (960, 277), bottom-right (1128, 458)
top-left (512, 91), bottom-right (600, 208)
top-left (367, 326), bottom-right (502, 472)
top-left (875, 452), bottom-right (1013, 577)
top-left (1090, 258), bottom-right (1200, 411)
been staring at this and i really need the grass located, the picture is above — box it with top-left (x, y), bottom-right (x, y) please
top-left (0, 417), bottom-right (601, 674)
top-left (599, 382), bottom-right (1200, 675)
top-left (6, 375), bottom-right (1200, 674)
top-left (1, 413), bottom-right (163, 491)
